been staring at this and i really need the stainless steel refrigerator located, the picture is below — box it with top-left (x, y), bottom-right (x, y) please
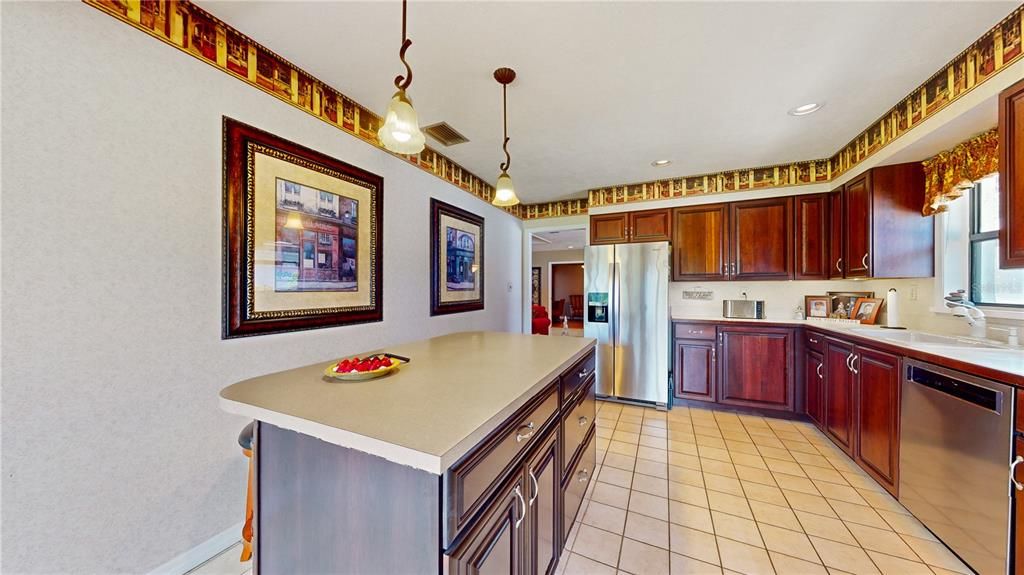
top-left (583, 242), bottom-right (669, 406)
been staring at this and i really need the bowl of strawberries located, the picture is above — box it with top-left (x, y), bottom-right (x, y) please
top-left (323, 353), bottom-right (408, 381)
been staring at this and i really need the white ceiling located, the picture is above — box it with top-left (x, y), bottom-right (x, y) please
top-left (532, 229), bottom-right (587, 252)
top-left (204, 1), bottom-right (1016, 204)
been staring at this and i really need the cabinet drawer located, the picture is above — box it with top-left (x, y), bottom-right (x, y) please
top-left (562, 429), bottom-right (596, 544)
top-left (447, 382), bottom-right (558, 546)
top-left (561, 350), bottom-right (596, 403)
top-left (805, 331), bottom-right (825, 353)
top-left (562, 379), bottom-right (596, 473)
top-left (674, 322), bottom-right (716, 340)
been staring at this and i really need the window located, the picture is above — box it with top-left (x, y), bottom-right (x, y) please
top-left (967, 175), bottom-right (1024, 307)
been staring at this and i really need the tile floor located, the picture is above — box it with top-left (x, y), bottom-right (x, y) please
top-left (556, 401), bottom-right (973, 575)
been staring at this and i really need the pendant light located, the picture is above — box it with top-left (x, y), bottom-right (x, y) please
top-left (492, 67), bottom-right (520, 207)
top-left (378, 0), bottom-right (425, 154)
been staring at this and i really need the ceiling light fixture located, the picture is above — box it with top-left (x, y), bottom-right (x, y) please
top-left (651, 160), bottom-right (672, 167)
top-left (378, 0), bottom-right (426, 154)
top-left (788, 103), bottom-right (823, 116)
top-left (492, 67), bottom-right (520, 207)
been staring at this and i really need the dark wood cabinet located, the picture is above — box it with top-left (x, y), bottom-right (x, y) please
top-left (1001, 77), bottom-right (1024, 269)
top-left (824, 338), bottom-right (856, 455)
top-left (717, 326), bottom-right (794, 411)
top-left (1015, 417), bottom-right (1024, 575)
top-left (590, 209), bottom-right (671, 245)
top-left (854, 348), bottom-right (900, 496)
top-left (525, 429), bottom-right (560, 575)
top-left (844, 174), bottom-right (872, 278)
top-left (805, 348), bottom-right (824, 427)
top-left (672, 204), bottom-right (729, 281)
top-left (829, 190), bottom-right (845, 278)
top-left (674, 339), bottom-right (716, 403)
top-left (448, 474), bottom-right (526, 575)
top-left (731, 197), bottom-right (793, 280)
top-left (590, 213), bottom-right (628, 245)
top-left (794, 193), bottom-right (829, 280)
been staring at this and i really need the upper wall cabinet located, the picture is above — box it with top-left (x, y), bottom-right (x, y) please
top-left (590, 209), bottom-right (671, 245)
top-left (828, 189), bottom-right (845, 279)
top-left (731, 197), bottom-right (793, 280)
top-left (1001, 78), bottom-right (1024, 269)
top-left (672, 204), bottom-right (729, 281)
top-left (841, 163), bottom-right (933, 279)
top-left (794, 194), bottom-right (829, 280)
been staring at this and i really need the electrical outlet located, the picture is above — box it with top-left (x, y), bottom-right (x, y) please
top-left (909, 285), bottom-right (919, 301)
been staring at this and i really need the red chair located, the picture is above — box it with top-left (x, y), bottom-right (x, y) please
top-left (568, 295), bottom-right (584, 321)
top-left (532, 305), bottom-right (551, 335)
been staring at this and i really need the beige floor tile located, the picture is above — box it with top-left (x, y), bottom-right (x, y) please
top-left (564, 552), bottom-right (618, 575)
top-left (726, 441), bottom-right (761, 456)
top-left (636, 458), bottom-right (669, 479)
top-left (617, 421), bottom-right (643, 433)
top-left (704, 472), bottom-right (745, 496)
top-left (601, 466), bottom-right (634, 488)
top-left (721, 429), bottom-right (753, 442)
top-left (613, 430), bottom-right (642, 444)
top-left (669, 440), bottom-right (700, 455)
top-left (644, 418), bottom-right (669, 428)
top-left (604, 453), bottom-right (638, 471)
top-left (795, 511), bottom-right (858, 545)
top-left (791, 451), bottom-right (836, 469)
top-left (671, 524), bottom-right (721, 566)
top-left (584, 501), bottom-right (628, 534)
top-left (844, 522), bottom-right (917, 561)
top-left (707, 490), bottom-right (753, 519)
top-left (641, 435), bottom-right (669, 449)
top-left (748, 500), bottom-right (802, 532)
top-left (784, 491), bottom-right (837, 517)
top-left (566, 520), bottom-right (582, 549)
top-left (814, 482), bottom-right (867, 506)
top-left (756, 446), bottom-right (796, 462)
top-left (693, 424), bottom-right (723, 438)
top-left (625, 512), bottom-right (670, 550)
top-left (699, 446), bottom-right (733, 462)
top-left (768, 552), bottom-right (828, 575)
top-left (572, 524), bottom-right (623, 567)
top-left (593, 481), bottom-right (631, 509)
top-left (701, 459), bottom-right (738, 478)
top-left (899, 534), bottom-right (972, 574)
top-left (670, 500), bottom-right (715, 533)
top-left (610, 440), bottom-right (640, 456)
top-left (864, 551), bottom-right (932, 575)
top-left (784, 440), bottom-right (823, 455)
top-left (774, 473), bottom-right (820, 495)
top-left (633, 473), bottom-right (670, 498)
top-left (716, 537), bottom-right (776, 575)
top-left (643, 426), bottom-right (670, 439)
top-left (669, 429), bottom-right (698, 442)
top-left (670, 452), bottom-right (703, 471)
top-left (758, 524), bottom-right (819, 563)
top-left (639, 446), bottom-right (670, 463)
top-left (712, 511), bottom-right (763, 547)
top-left (875, 509), bottom-right (935, 541)
top-left (629, 491), bottom-right (670, 521)
top-left (827, 500), bottom-right (888, 530)
top-left (803, 466), bottom-right (850, 485)
top-left (669, 481), bottom-right (709, 508)
top-left (856, 489), bottom-right (907, 515)
top-left (735, 466), bottom-right (778, 487)
top-left (742, 482), bottom-right (789, 507)
top-left (765, 459), bottom-right (808, 477)
top-left (808, 536), bottom-right (880, 575)
top-left (696, 436), bottom-right (729, 450)
top-left (671, 553), bottom-right (724, 575)
top-left (670, 464), bottom-right (705, 488)
top-left (840, 471), bottom-right (882, 491)
top-left (731, 453), bottom-right (769, 470)
top-left (751, 436), bottom-right (786, 449)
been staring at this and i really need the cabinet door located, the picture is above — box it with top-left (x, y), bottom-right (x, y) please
top-left (630, 209), bottom-right (671, 243)
top-left (731, 197), bottom-right (793, 280)
top-left (1001, 77), bottom-right (1024, 268)
top-left (674, 339), bottom-right (716, 403)
top-left (805, 349), bottom-right (824, 428)
top-left (717, 327), bottom-right (794, 411)
top-left (1014, 436), bottom-right (1024, 575)
top-left (844, 174), bottom-right (872, 278)
top-left (448, 475), bottom-right (526, 575)
top-left (525, 429), bottom-right (559, 575)
top-left (824, 339), bottom-right (856, 455)
top-left (795, 194), bottom-right (829, 280)
top-left (590, 214), bottom-right (628, 245)
top-left (672, 205), bottom-right (729, 281)
top-left (829, 190), bottom-right (845, 278)
top-left (854, 348), bottom-right (900, 496)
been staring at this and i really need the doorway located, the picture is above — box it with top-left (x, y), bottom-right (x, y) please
top-left (550, 262), bottom-right (584, 330)
top-left (529, 228), bottom-right (586, 337)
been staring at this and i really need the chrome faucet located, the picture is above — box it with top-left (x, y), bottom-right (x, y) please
top-left (944, 290), bottom-right (987, 338)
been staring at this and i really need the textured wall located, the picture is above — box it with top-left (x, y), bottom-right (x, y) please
top-left (0, 3), bottom-right (523, 573)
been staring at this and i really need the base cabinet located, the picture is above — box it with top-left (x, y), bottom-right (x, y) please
top-left (717, 326), bottom-right (794, 411)
top-left (805, 349), bottom-right (824, 427)
top-left (824, 339), bottom-right (856, 455)
top-left (526, 428), bottom-right (560, 575)
top-left (448, 473), bottom-right (527, 575)
top-left (853, 348), bottom-right (900, 494)
top-left (674, 339), bottom-right (716, 402)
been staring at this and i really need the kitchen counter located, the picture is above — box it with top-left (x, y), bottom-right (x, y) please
top-left (672, 315), bottom-right (1024, 384)
top-left (220, 331), bottom-right (595, 474)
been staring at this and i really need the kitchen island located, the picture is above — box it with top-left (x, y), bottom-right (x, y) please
top-left (220, 331), bottom-right (597, 574)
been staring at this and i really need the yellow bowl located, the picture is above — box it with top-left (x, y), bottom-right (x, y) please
top-left (324, 356), bottom-right (405, 381)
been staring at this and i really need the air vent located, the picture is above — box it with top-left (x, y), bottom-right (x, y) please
top-left (423, 122), bottom-right (469, 147)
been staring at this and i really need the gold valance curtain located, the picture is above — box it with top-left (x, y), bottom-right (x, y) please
top-left (921, 128), bottom-right (999, 215)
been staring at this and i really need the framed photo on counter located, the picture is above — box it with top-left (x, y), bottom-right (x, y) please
top-left (852, 297), bottom-right (884, 324)
top-left (222, 117), bottom-right (383, 338)
top-left (805, 295), bottom-right (831, 319)
top-left (430, 199), bottom-right (484, 316)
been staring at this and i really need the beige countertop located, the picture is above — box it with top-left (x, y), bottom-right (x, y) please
top-left (220, 331), bottom-right (595, 474)
top-left (672, 315), bottom-right (1024, 382)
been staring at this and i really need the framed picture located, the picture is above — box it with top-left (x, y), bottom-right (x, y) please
top-left (852, 297), bottom-right (884, 324)
top-left (430, 199), bottom-right (484, 315)
top-left (222, 117), bottom-right (383, 338)
top-left (531, 267), bottom-right (541, 305)
top-left (804, 296), bottom-right (830, 319)
top-left (827, 291), bottom-right (874, 319)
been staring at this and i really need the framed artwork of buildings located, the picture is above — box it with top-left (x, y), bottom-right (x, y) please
top-left (430, 199), bottom-right (484, 316)
top-left (222, 117), bottom-right (383, 338)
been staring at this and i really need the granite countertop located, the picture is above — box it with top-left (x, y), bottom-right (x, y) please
top-left (672, 315), bottom-right (1024, 382)
top-left (220, 331), bottom-right (595, 474)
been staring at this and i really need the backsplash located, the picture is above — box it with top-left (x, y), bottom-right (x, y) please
top-left (670, 278), bottom-right (1023, 343)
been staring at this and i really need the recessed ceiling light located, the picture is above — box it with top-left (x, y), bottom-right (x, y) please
top-left (788, 103), bottom-right (823, 116)
top-left (651, 159), bottom-right (672, 167)
top-left (567, 245), bottom-right (574, 249)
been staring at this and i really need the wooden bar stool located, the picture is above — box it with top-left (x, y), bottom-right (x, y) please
top-left (238, 422), bottom-right (255, 562)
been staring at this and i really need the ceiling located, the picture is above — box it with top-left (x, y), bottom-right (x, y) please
top-left (532, 229), bottom-right (586, 253)
top-left (203, 1), bottom-right (1016, 204)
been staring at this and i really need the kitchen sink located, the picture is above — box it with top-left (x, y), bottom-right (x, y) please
top-left (847, 327), bottom-right (1006, 349)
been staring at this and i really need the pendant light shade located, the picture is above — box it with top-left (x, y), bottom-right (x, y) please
top-left (379, 0), bottom-right (425, 155)
top-left (492, 67), bottom-right (520, 207)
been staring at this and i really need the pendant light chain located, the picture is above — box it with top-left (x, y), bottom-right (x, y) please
top-left (501, 82), bottom-right (511, 172)
top-left (394, 0), bottom-right (413, 91)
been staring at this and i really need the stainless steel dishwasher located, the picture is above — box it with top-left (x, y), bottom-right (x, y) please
top-left (900, 358), bottom-right (1015, 575)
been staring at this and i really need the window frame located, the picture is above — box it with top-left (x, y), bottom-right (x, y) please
top-left (967, 180), bottom-right (1024, 308)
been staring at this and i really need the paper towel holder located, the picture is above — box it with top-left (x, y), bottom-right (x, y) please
top-left (879, 287), bottom-right (907, 330)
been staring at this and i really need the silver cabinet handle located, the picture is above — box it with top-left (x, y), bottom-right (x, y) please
top-left (515, 421), bottom-right (535, 443)
top-left (1011, 456), bottom-right (1024, 491)
top-left (513, 485), bottom-right (526, 529)
top-left (816, 362), bottom-right (823, 379)
top-left (835, 258), bottom-right (843, 272)
top-left (688, 329), bottom-right (702, 334)
top-left (578, 368), bottom-right (590, 379)
top-left (809, 337), bottom-right (819, 344)
top-left (711, 348), bottom-right (716, 362)
top-left (851, 354), bottom-right (859, 375)
top-left (577, 468), bottom-right (590, 483)
top-left (578, 415), bottom-right (589, 427)
top-left (528, 470), bottom-right (539, 506)
top-left (861, 253), bottom-right (869, 270)
top-left (845, 353), bottom-right (854, 372)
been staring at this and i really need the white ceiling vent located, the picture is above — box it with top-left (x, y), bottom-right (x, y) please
top-left (423, 122), bottom-right (469, 147)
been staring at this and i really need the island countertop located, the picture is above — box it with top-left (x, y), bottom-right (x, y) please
top-left (220, 331), bottom-right (596, 475)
